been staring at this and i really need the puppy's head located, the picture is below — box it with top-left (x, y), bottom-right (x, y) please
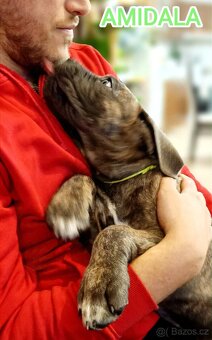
top-left (44, 59), bottom-right (183, 180)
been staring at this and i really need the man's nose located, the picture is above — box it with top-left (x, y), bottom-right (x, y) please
top-left (65, 0), bottom-right (91, 16)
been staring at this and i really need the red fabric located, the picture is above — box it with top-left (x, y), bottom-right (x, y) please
top-left (0, 43), bottom-right (158, 340)
top-left (181, 165), bottom-right (212, 212)
top-left (0, 43), bottom-right (211, 339)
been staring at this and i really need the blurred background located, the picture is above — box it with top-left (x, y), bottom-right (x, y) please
top-left (75, 0), bottom-right (212, 192)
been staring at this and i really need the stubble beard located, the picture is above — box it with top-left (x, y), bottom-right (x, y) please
top-left (1, 16), bottom-right (72, 70)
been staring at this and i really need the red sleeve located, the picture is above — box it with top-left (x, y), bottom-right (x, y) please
top-left (181, 165), bottom-right (212, 215)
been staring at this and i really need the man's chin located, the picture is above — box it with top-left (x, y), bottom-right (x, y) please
top-left (42, 45), bottom-right (72, 73)
top-left (54, 43), bottom-right (72, 62)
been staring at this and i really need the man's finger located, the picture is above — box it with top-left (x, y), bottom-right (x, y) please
top-left (179, 175), bottom-right (197, 193)
top-left (158, 177), bottom-right (179, 194)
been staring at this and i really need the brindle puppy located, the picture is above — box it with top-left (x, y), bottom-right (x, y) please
top-left (44, 60), bottom-right (212, 333)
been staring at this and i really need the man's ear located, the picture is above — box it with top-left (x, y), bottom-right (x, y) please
top-left (142, 111), bottom-right (184, 178)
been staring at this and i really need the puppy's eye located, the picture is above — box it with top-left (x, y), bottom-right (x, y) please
top-left (101, 78), bottom-right (113, 88)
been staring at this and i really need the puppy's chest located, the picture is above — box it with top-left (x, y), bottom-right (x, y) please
top-left (112, 193), bottom-right (158, 231)
top-left (98, 174), bottom-right (161, 231)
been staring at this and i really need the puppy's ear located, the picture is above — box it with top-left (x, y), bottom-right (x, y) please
top-left (141, 111), bottom-right (184, 178)
top-left (152, 122), bottom-right (184, 178)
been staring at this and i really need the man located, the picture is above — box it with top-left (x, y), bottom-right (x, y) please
top-left (0, 1), bottom-right (211, 339)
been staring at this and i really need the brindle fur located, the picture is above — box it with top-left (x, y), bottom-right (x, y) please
top-left (44, 60), bottom-right (212, 333)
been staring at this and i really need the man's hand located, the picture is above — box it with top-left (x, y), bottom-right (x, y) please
top-left (131, 175), bottom-right (211, 303)
top-left (157, 175), bottom-right (211, 259)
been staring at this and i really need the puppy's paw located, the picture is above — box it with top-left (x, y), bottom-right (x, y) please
top-left (78, 264), bottom-right (129, 330)
top-left (46, 175), bottom-right (95, 240)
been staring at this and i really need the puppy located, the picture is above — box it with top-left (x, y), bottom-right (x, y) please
top-left (44, 59), bottom-right (212, 333)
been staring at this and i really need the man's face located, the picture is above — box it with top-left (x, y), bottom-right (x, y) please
top-left (0, 0), bottom-right (91, 68)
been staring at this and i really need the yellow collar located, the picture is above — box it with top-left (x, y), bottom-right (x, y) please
top-left (103, 165), bottom-right (157, 184)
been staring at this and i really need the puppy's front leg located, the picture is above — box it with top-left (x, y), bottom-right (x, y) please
top-left (78, 225), bottom-right (161, 330)
top-left (46, 175), bottom-right (117, 242)
top-left (46, 175), bottom-right (97, 240)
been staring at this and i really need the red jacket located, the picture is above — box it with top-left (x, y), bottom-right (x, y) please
top-left (0, 43), bottom-right (211, 340)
